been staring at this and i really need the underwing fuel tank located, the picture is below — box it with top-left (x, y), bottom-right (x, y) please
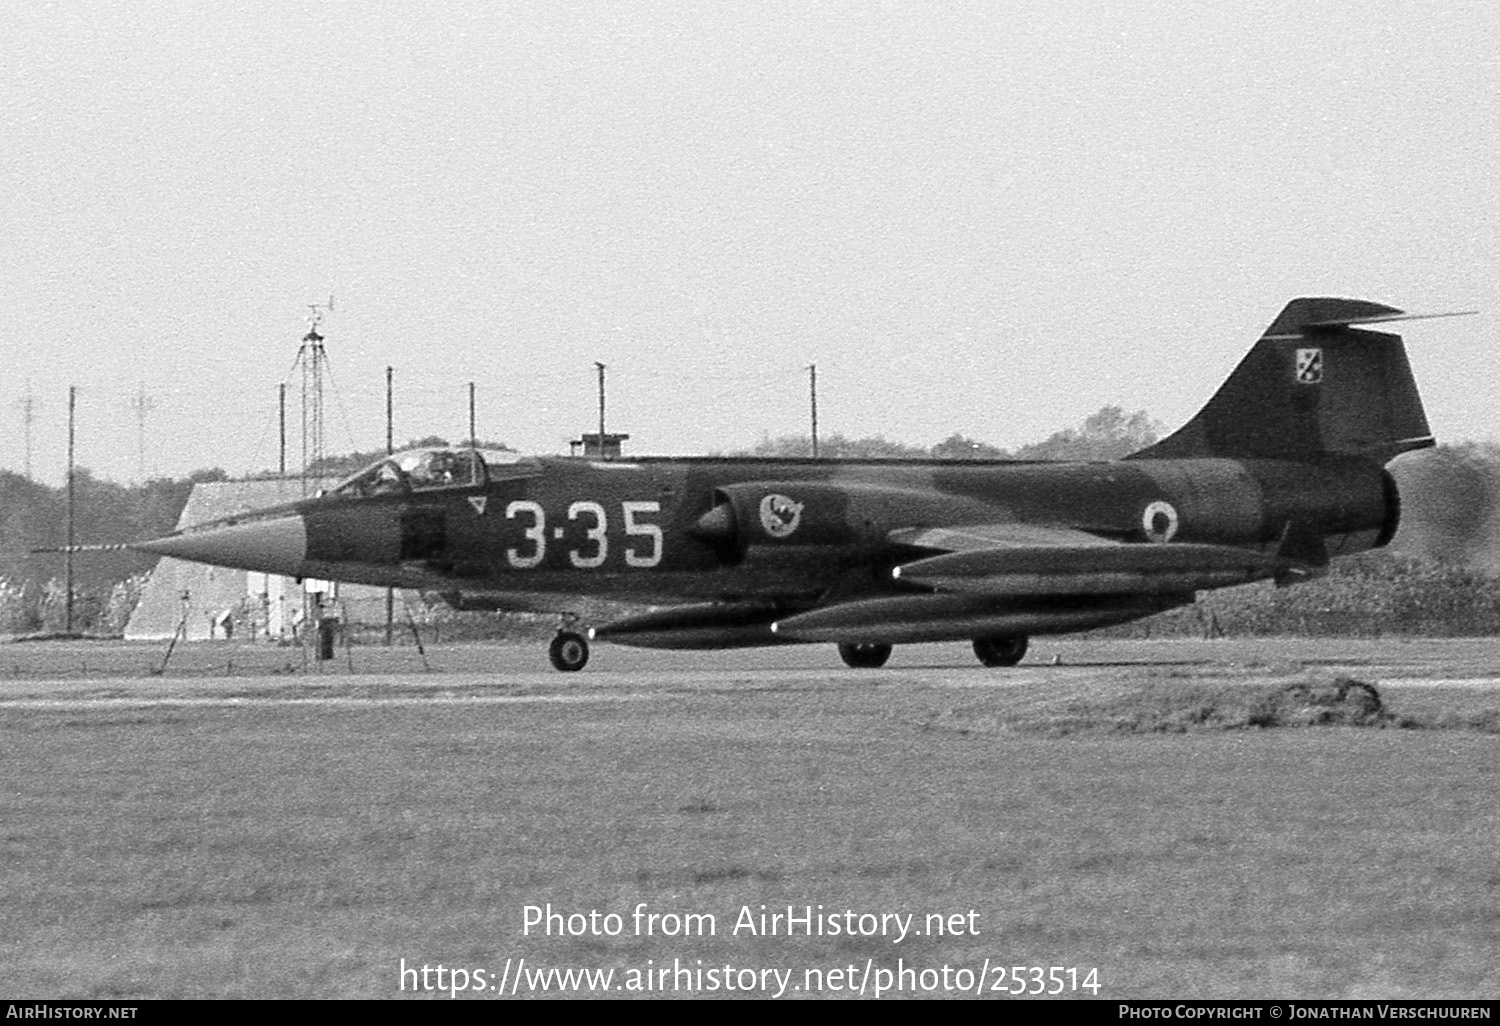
top-left (770, 592), bottom-right (1189, 645)
top-left (590, 602), bottom-right (792, 649)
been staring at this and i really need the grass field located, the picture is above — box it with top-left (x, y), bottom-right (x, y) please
top-left (1, 638), bottom-right (1497, 999)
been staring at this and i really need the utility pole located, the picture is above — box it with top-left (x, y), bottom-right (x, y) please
top-left (595, 362), bottom-right (606, 459)
top-left (278, 383), bottom-right (286, 477)
top-left (808, 363), bottom-right (819, 458)
top-left (66, 385), bottom-right (75, 634)
top-left (468, 381), bottom-right (476, 446)
top-left (18, 384), bottom-right (35, 480)
top-left (393, 364), bottom-right (399, 645)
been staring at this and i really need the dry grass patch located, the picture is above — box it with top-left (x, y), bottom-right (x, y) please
top-left (922, 675), bottom-right (1500, 737)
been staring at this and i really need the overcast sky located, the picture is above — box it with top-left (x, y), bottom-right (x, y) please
top-left (3, 1), bottom-right (1497, 485)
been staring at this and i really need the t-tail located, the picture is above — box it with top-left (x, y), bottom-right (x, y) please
top-left (1128, 298), bottom-right (1471, 464)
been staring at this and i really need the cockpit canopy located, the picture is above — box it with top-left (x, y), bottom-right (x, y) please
top-left (331, 448), bottom-right (536, 498)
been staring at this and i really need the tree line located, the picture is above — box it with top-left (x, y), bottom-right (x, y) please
top-left (737, 406), bottom-right (1161, 461)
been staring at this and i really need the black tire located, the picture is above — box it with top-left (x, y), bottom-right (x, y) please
top-left (972, 635), bottom-right (1028, 667)
top-left (838, 642), bottom-right (892, 669)
top-left (549, 631), bottom-right (589, 672)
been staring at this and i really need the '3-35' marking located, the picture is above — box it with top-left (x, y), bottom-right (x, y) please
top-left (504, 500), bottom-right (662, 570)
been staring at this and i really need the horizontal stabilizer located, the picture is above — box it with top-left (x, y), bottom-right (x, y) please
top-left (893, 542), bottom-right (1288, 597)
top-left (1262, 306), bottom-right (1476, 340)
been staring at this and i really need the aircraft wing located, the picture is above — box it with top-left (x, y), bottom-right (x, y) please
top-left (888, 524), bottom-right (1288, 597)
top-left (889, 522), bottom-right (1119, 554)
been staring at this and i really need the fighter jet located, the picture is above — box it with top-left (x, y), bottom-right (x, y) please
top-left (133, 298), bottom-right (1466, 671)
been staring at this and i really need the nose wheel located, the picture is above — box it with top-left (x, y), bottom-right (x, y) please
top-left (549, 630), bottom-right (590, 672)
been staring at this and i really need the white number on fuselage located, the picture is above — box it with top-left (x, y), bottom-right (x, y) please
top-left (505, 500), bottom-right (546, 568)
top-left (622, 501), bottom-right (662, 567)
top-left (567, 501), bottom-right (608, 568)
top-left (503, 499), bottom-right (662, 569)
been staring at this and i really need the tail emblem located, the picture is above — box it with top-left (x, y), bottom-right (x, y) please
top-left (759, 494), bottom-right (804, 539)
top-left (1295, 348), bottom-right (1323, 385)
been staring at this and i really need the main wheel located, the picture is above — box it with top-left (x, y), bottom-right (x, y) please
top-left (972, 635), bottom-right (1028, 667)
top-left (549, 631), bottom-right (589, 672)
top-left (838, 642), bottom-right (893, 669)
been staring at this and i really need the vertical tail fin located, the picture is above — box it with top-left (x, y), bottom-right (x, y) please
top-left (1127, 298), bottom-right (1458, 464)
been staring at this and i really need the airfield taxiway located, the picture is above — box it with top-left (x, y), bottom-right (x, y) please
top-left (2, 637), bottom-right (1497, 999)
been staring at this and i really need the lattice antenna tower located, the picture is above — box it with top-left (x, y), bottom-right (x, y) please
top-left (129, 384), bottom-right (157, 480)
top-left (293, 297), bottom-right (333, 493)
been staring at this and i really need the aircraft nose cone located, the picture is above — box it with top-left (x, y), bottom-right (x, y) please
top-left (133, 515), bottom-right (308, 576)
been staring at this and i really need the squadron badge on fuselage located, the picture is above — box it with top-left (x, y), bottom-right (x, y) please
top-left (759, 493), bottom-right (804, 539)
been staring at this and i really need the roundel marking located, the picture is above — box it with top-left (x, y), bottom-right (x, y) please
top-left (1142, 500), bottom-right (1179, 543)
top-left (758, 493), bottom-right (804, 539)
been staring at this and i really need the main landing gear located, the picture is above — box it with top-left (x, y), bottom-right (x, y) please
top-left (549, 630), bottom-right (589, 672)
top-left (548, 631), bottom-right (1031, 672)
top-left (835, 634), bottom-right (1031, 669)
top-left (972, 635), bottom-right (1028, 667)
top-left (837, 642), bottom-right (892, 669)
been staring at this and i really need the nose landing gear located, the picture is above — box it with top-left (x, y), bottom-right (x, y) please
top-left (548, 614), bottom-right (590, 672)
top-left (549, 630), bottom-right (590, 672)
